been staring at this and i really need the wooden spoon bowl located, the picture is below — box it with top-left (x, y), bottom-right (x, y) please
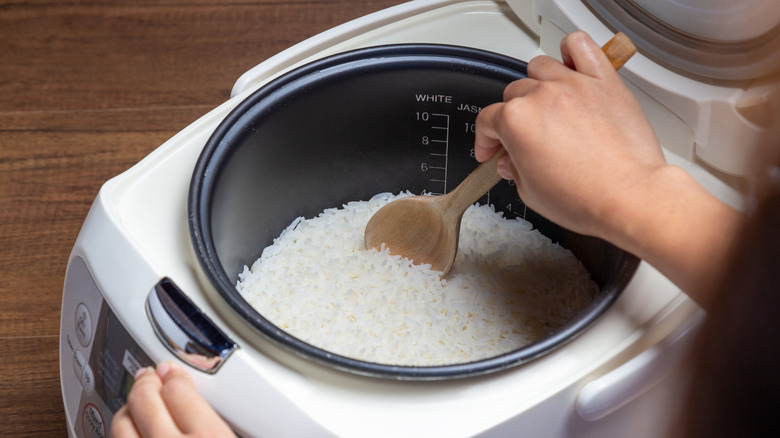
top-left (364, 149), bottom-right (506, 274)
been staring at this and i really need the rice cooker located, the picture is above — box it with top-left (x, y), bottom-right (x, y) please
top-left (60, 0), bottom-right (780, 437)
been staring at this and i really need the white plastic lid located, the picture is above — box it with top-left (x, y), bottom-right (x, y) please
top-left (580, 0), bottom-right (780, 81)
top-left (633, 0), bottom-right (779, 42)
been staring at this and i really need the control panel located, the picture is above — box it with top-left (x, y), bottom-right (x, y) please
top-left (60, 256), bottom-right (154, 437)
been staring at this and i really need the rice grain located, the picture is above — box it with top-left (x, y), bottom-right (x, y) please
top-left (237, 192), bottom-right (597, 366)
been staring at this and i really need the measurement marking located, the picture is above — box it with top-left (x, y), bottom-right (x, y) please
top-left (431, 114), bottom-right (450, 193)
top-left (418, 112), bottom-right (451, 195)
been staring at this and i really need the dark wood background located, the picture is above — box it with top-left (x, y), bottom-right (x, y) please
top-left (0, 1), bottom-right (400, 435)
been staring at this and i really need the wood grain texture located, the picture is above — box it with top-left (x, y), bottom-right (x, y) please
top-left (0, 1), bottom-right (401, 435)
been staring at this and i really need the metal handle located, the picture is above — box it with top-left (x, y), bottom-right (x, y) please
top-left (146, 278), bottom-right (238, 373)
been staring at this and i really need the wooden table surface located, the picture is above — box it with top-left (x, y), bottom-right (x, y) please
top-left (0, 1), bottom-right (401, 435)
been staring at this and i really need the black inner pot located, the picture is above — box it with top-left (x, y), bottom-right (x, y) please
top-left (189, 44), bottom-right (639, 380)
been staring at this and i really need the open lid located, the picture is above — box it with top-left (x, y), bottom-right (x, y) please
top-left (631, 0), bottom-right (777, 42)
top-left (580, 0), bottom-right (780, 82)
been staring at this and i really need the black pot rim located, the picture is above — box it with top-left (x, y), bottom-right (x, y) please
top-left (188, 43), bottom-right (639, 380)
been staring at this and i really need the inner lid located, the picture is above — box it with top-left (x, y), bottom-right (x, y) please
top-left (633, 0), bottom-right (778, 42)
top-left (579, 0), bottom-right (780, 82)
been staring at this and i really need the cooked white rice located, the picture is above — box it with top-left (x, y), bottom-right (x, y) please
top-left (237, 192), bottom-right (597, 366)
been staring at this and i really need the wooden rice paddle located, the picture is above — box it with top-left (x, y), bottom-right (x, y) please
top-left (364, 32), bottom-right (637, 276)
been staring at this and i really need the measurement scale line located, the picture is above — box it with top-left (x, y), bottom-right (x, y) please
top-left (441, 114), bottom-right (450, 192)
top-left (418, 112), bottom-right (450, 194)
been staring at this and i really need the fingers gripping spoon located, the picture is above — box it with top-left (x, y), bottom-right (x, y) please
top-left (364, 33), bottom-right (637, 276)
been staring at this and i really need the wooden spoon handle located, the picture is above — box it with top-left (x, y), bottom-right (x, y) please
top-left (602, 32), bottom-right (637, 70)
top-left (439, 148), bottom-right (506, 218)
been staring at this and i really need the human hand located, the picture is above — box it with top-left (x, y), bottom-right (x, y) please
top-left (111, 362), bottom-right (235, 437)
top-left (474, 31), bottom-right (665, 240)
top-left (475, 31), bottom-right (745, 304)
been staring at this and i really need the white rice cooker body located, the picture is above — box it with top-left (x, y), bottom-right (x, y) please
top-left (61, 1), bottom-right (777, 437)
